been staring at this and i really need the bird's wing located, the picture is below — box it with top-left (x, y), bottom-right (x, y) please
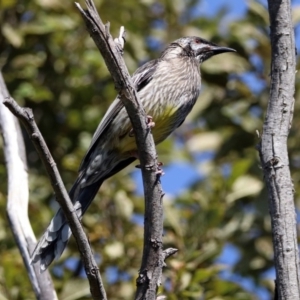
top-left (79, 59), bottom-right (160, 170)
top-left (79, 97), bottom-right (124, 170)
top-left (132, 58), bottom-right (159, 92)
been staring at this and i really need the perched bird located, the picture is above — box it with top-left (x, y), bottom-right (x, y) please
top-left (31, 36), bottom-right (236, 270)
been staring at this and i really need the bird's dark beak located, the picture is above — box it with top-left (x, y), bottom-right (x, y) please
top-left (210, 46), bottom-right (236, 55)
top-left (196, 44), bottom-right (236, 63)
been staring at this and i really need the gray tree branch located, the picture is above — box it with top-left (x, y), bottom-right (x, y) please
top-left (259, 0), bottom-right (300, 298)
top-left (75, 1), bottom-right (165, 299)
top-left (3, 96), bottom-right (107, 300)
top-left (0, 72), bottom-right (57, 300)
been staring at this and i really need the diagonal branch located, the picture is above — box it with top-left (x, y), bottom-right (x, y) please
top-left (0, 72), bottom-right (57, 300)
top-left (75, 1), bottom-right (165, 299)
top-left (3, 97), bottom-right (107, 300)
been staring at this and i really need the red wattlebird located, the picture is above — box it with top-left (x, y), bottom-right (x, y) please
top-left (31, 36), bottom-right (236, 271)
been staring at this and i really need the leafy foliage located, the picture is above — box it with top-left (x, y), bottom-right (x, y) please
top-left (1, 0), bottom-right (300, 299)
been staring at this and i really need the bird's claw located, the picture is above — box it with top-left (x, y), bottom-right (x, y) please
top-left (135, 162), bottom-right (164, 175)
top-left (156, 162), bottom-right (164, 176)
top-left (146, 115), bottom-right (155, 129)
top-left (129, 128), bottom-right (134, 137)
top-left (128, 115), bottom-right (155, 137)
top-left (155, 168), bottom-right (165, 176)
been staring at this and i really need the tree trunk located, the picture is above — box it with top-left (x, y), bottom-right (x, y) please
top-left (259, 0), bottom-right (300, 298)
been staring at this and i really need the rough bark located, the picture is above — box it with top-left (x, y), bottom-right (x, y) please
top-left (258, 0), bottom-right (300, 298)
top-left (75, 1), bottom-right (165, 299)
top-left (0, 72), bottom-right (58, 300)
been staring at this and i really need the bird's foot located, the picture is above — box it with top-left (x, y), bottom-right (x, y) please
top-left (146, 115), bottom-right (155, 129)
top-left (129, 115), bottom-right (155, 137)
top-left (129, 128), bottom-right (135, 137)
top-left (135, 161), bottom-right (164, 175)
top-left (129, 150), bottom-right (139, 159)
top-left (156, 161), bottom-right (164, 176)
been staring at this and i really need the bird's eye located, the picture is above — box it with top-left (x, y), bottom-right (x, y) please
top-left (195, 39), bottom-right (201, 44)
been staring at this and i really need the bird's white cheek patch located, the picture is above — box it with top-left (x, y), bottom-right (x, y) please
top-left (191, 43), bottom-right (209, 52)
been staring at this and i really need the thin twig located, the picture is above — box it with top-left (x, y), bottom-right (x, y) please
top-left (3, 97), bottom-right (107, 300)
top-left (163, 248), bottom-right (178, 261)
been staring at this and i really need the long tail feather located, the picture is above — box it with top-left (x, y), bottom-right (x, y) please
top-left (31, 179), bottom-right (103, 271)
top-left (31, 157), bottom-right (136, 271)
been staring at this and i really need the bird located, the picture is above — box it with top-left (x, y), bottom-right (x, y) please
top-left (31, 36), bottom-right (236, 271)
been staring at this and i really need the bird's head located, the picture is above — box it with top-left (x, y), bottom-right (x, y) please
top-left (162, 36), bottom-right (236, 63)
